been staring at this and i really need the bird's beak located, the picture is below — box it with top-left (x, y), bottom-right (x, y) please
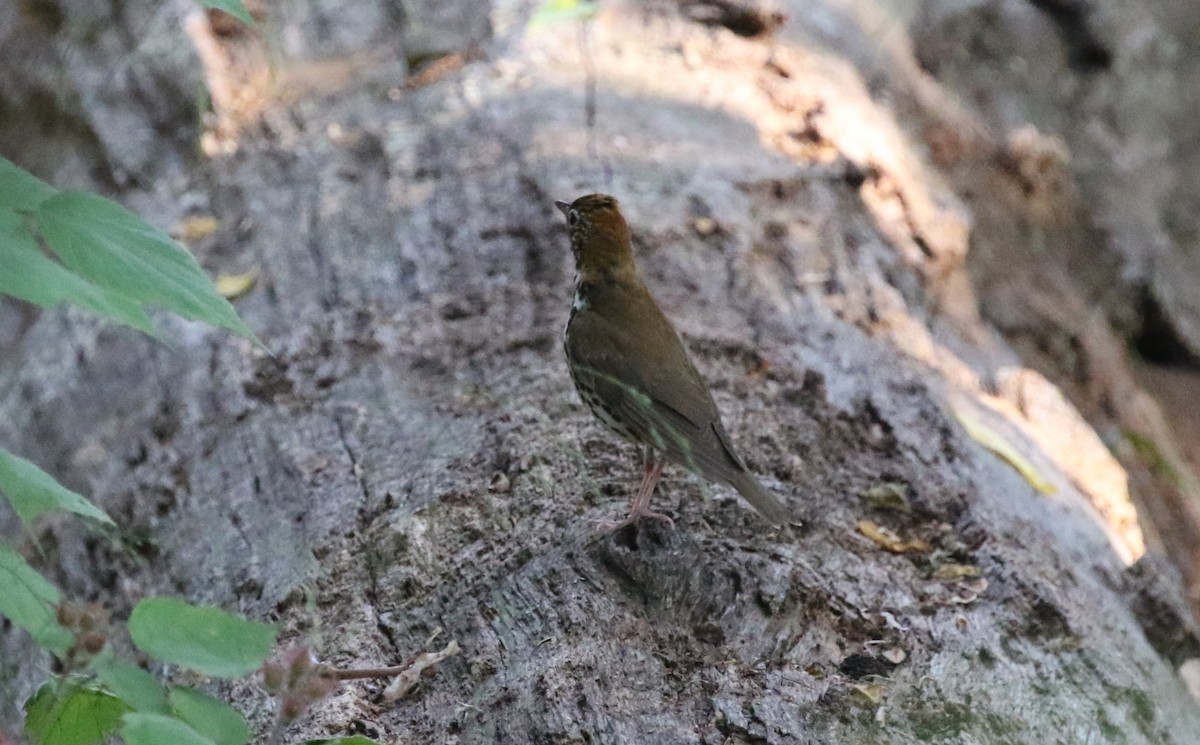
top-left (554, 201), bottom-right (571, 218)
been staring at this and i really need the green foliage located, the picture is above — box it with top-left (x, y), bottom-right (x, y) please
top-left (530, 0), bottom-right (599, 26)
top-left (24, 683), bottom-right (128, 745)
top-left (0, 448), bottom-right (114, 528)
top-left (169, 687), bottom-right (251, 745)
top-left (0, 157), bottom-right (259, 342)
top-left (121, 713), bottom-right (217, 745)
top-left (0, 204), bottom-right (155, 335)
top-left (196, 0), bottom-right (254, 25)
top-left (92, 655), bottom-right (171, 715)
top-left (0, 545), bottom-right (72, 654)
top-left (23, 652), bottom-right (258, 745)
top-left (0, 156), bottom-right (56, 208)
top-left (37, 191), bottom-right (257, 339)
top-left (80, 653), bottom-right (254, 744)
top-left (0, 98), bottom-right (281, 744)
top-left (129, 597), bottom-right (277, 678)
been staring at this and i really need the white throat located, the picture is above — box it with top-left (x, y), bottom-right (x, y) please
top-left (572, 272), bottom-right (588, 311)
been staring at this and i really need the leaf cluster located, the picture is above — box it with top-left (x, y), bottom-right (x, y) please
top-left (0, 26), bottom-right (373, 739)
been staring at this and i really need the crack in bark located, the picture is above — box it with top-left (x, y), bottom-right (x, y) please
top-left (305, 187), bottom-right (341, 311)
top-left (333, 407), bottom-right (371, 509)
top-left (331, 406), bottom-right (402, 659)
top-left (225, 437), bottom-right (259, 555)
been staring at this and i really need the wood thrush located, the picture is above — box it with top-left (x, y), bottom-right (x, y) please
top-left (557, 194), bottom-right (793, 527)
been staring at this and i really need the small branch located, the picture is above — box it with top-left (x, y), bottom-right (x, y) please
top-left (316, 640), bottom-right (462, 699)
top-left (324, 664), bottom-right (414, 681)
top-left (383, 640), bottom-right (461, 700)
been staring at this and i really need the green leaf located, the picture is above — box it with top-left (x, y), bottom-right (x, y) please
top-left (530, 0), bottom-right (599, 26)
top-left (24, 682), bottom-right (128, 745)
top-left (121, 713), bottom-right (216, 745)
top-left (0, 545), bottom-right (72, 653)
top-left (0, 156), bottom-right (57, 211)
top-left (301, 738), bottom-right (383, 745)
top-left (92, 655), bottom-right (171, 715)
top-left (0, 158), bottom-right (259, 344)
top-left (170, 687), bottom-right (249, 745)
top-left (34, 191), bottom-right (259, 342)
top-left (0, 213), bottom-right (157, 335)
top-left (128, 598), bottom-right (277, 678)
top-left (0, 447), bottom-right (115, 528)
top-left (196, 0), bottom-right (254, 25)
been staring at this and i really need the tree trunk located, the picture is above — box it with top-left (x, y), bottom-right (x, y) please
top-left (3, 0), bottom-right (1200, 742)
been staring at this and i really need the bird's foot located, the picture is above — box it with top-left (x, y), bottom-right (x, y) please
top-left (590, 508), bottom-right (675, 532)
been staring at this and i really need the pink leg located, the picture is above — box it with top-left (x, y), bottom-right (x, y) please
top-left (594, 447), bottom-right (674, 530)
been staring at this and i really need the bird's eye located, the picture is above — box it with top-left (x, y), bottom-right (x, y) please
top-left (568, 210), bottom-right (581, 227)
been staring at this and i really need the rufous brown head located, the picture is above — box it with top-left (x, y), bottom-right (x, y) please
top-left (555, 194), bottom-right (635, 281)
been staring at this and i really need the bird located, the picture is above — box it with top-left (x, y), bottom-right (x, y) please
top-left (556, 193), bottom-right (793, 528)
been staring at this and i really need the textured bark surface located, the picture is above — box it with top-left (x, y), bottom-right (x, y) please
top-left (2, 0), bottom-right (1200, 742)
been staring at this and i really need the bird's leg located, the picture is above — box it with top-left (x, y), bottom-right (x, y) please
top-left (622, 447), bottom-right (673, 527)
top-left (589, 446), bottom-right (675, 530)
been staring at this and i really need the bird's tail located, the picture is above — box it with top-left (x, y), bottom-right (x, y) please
top-left (729, 471), bottom-right (797, 527)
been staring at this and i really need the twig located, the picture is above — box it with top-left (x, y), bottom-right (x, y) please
top-left (314, 640), bottom-right (462, 698)
top-left (383, 640), bottom-right (461, 700)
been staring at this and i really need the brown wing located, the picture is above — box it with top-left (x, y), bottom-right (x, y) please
top-left (566, 280), bottom-right (794, 525)
top-left (566, 280), bottom-right (747, 483)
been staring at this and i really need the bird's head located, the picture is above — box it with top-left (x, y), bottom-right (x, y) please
top-left (555, 194), bottom-right (635, 281)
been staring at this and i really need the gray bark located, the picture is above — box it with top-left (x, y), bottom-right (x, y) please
top-left (2, 0), bottom-right (1200, 743)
